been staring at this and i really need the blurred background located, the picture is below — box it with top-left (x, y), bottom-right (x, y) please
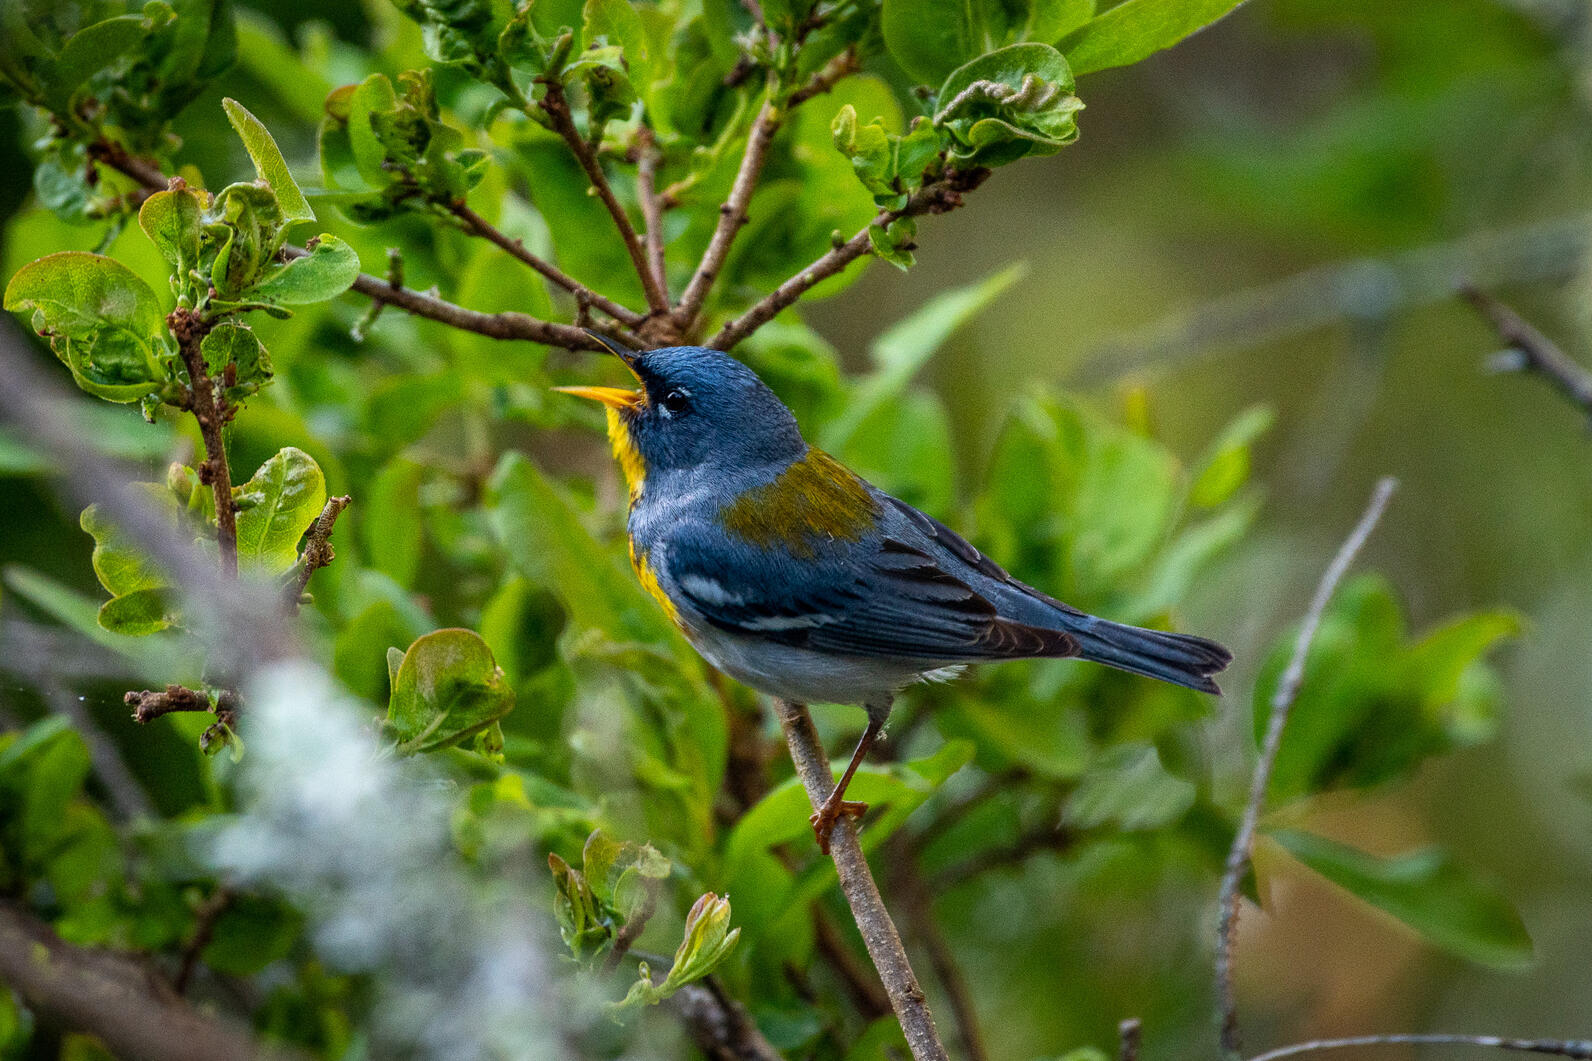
top-left (811, 0), bottom-right (1592, 1050)
top-left (2, 0), bottom-right (1590, 1057)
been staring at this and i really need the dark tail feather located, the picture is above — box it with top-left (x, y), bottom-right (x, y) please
top-left (1066, 618), bottom-right (1232, 694)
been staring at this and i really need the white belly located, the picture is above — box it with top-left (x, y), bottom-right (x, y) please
top-left (682, 621), bottom-right (928, 707)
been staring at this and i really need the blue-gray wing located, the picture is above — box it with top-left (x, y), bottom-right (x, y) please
top-left (660, 521), bottom-right (1079, 662)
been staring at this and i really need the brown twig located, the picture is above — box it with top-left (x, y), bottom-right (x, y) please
top-left (891, 841), bottom-right (989, 1061)
top-left (813, 909), bottom-right (893, 1019)
top-left (636, 127), bottom-right (670, 303)
top-left (709, 170), bottom-right (991, 350)
top-left (926, 818), bottom-right (1076, 893)
top-left (1216, 477), bottom-right (1398, 1058)
top-left (86, 140), bottom-right (166, 204)
top-left (1247, 1034), bottom-right (1592, 1061)
top-left (170, 308), bottom-right (236, 576)
top-left (676, 99), bottom-right (782, 331)
top-left (283, 495), bottom-right (351, 615)
top-left (1120, 1018), bottom-right (1143, 1061)
top-left (174, 886), bottom-right (235, 994)
top-left (322, 251), bottom-right (611, 351)
top-left (788, 47), bottom-right (861, 108)
top-left (672, 977), bottom-right (787, 1061)
top-left (126, 683), bottom-right (212, 723)
top-left (539, 82), bottom-right (671, 314)
top-left (0, 900), bottom-right (304, 1061)
top-left (1460, 285), bottom-right (1592, 418)
top-left (447, 200), bottom-right (645, 327)
top-left (774, 699), bottom-right (949, 1061)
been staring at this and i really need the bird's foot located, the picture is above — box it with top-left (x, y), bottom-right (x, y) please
top-left (809, 797), bottom-right (868, 854)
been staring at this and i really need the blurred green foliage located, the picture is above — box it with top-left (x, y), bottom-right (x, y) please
top-left (0, 0), bottom-right (1573, 1059)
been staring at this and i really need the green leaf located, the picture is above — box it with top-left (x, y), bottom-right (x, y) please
top-left (0, 718), bottom-right (91, 871)
top-left (81, 498), bottom-right (168, 598)
top-left (1063, 743), bottom-right (1194, 830)
top-left (5, 251), bottom-right (165, 340)
top-left (245, 236), bottom-right (360, 305)
top-left (484, 453), bottom-right (675, 647)
top-left (208, 182), bottom-right (287, 298)
top-left (364, 457), bottom-right (426, 589)
top-left (79, 490), bottom-right (182, 635)
top-left (883, 0), bottom-right (1095, 84)
top-left (582, 0), bottom-right (651, 107)
top-left (1270, 829), bottom-right (1533, 969)
top-left (387, 628), bottom-right (516, 754)
top-left (41, 13), bottom-right (152, 113)
top-left (825, 263), bottom-right (1025, 450)
top-left (581, 828), bottom-right (670, 931)
top-left (201, 894), bottom-right (302, 976)
top-left (139, 186), bottom-right (205, 277)
top-left (233, 447), bottom-right (326, 577)
top-left (97, 586), bottom-right (178, 635)
top-left (200, 322), bottom-right (269, 383)
top-left (1189, 404), bottom-right (1273, 509)
top-left (1253, 575), bottom-right (1520, 804)
top-left (934, 43), bottom-right (1083, 167)
top-left (1060, 0), bottom-right (1247, 77)
top-left (222, 97), bottom-right (315, 224)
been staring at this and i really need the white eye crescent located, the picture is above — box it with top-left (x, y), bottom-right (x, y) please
top-left (660, 388), bottom-right (691, 417)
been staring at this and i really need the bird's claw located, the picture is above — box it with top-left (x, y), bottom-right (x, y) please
top-left (809, 798), bottom-right (868, 854)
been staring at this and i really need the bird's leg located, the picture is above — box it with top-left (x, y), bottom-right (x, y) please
top-left (810, 716), bottom-right (884, 854)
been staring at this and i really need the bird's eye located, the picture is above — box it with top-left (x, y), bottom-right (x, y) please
top-left (660, 389), bottom-right (690, 416)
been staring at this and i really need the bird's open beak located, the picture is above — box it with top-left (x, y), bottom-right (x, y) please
top-left (552, 385), bottom-right (643, 410)
top-left (553, 329), bottom-right (646, 409)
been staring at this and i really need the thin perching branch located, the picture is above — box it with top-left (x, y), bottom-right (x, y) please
top-left (1248, 1034), bottom-right (1592, 1061)
top-left (539, 81), bottom-right (671, 314)
top-left (774, 699), bottom-right (950, 1061)
top-left (1216, 477), bottom-right (1398, 1058)
top-left (1460, 285), bottom-right (1592, 418)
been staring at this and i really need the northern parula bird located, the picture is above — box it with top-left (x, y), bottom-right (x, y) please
top-left (558, 334), bottom-right (1231, 851)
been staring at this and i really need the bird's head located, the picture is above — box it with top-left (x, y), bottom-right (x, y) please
top-left (555, 335), bottom-right (806, 496)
